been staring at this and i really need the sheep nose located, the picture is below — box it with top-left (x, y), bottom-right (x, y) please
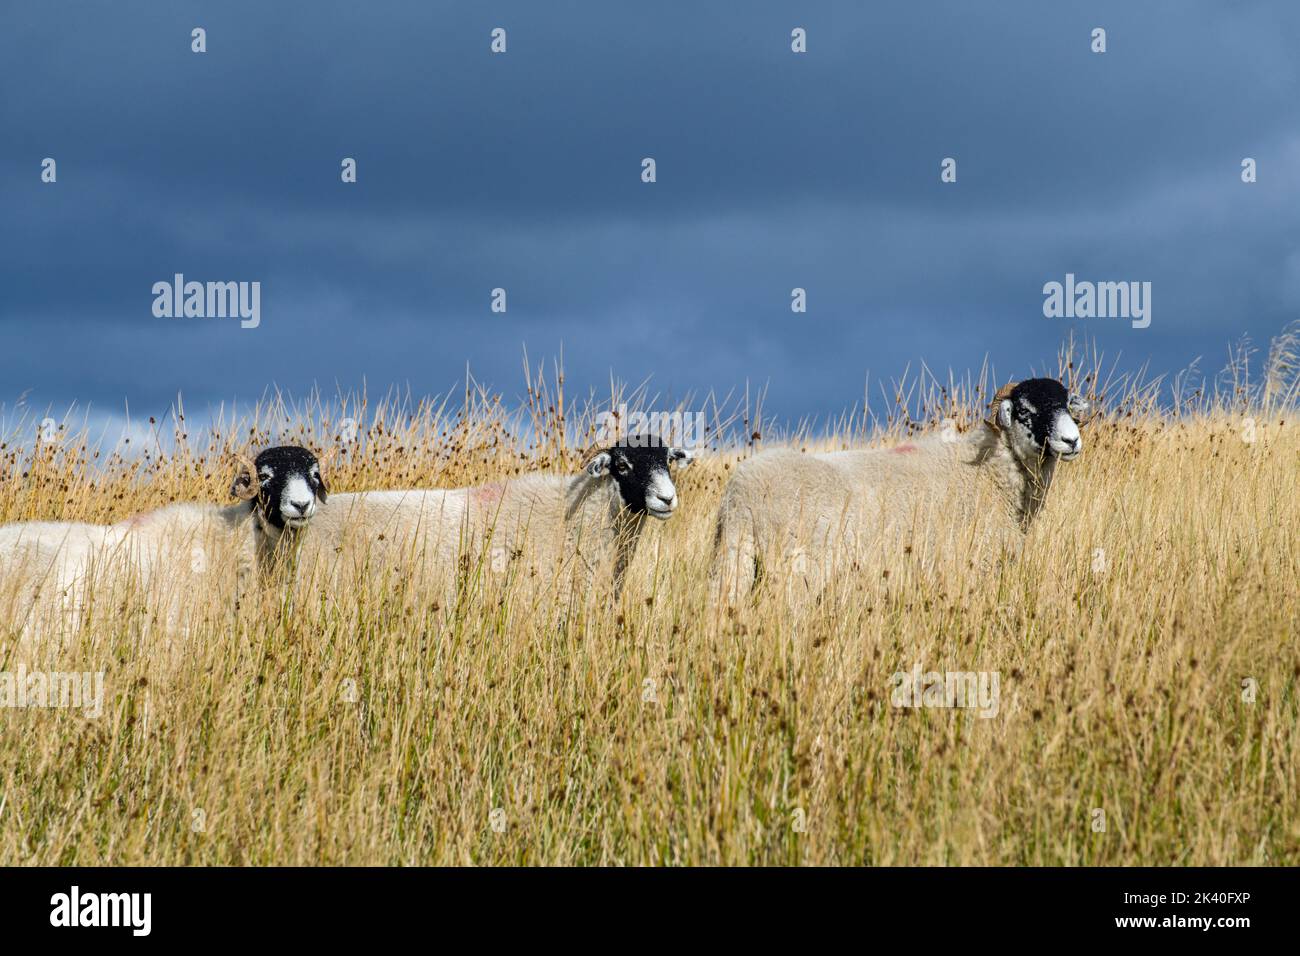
top-left (288, 499), bottom-right (313, 515)
top-left (657, 493), bottom-right (675, 506)
top-left (1062, 436), bottom-right (1079, 450)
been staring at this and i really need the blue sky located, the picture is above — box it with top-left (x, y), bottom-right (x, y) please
top-left (1, 0), bottom-right (1297, 437)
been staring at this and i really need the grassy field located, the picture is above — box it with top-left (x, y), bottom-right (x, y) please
top-left (1, 335), bottom-right (1297, 866)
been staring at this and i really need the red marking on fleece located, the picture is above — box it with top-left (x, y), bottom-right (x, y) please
top-left (892, 444), bottom-right (918, 454)
top-left (471, 483), bottom-right (506, 507)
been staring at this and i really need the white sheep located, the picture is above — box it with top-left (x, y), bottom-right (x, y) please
top-left (301, 438), bottom-right (694, 596)
top-left (111, 443), bottom-right (328, 574)
top-left (712, 378), bottom-right (1092, 599)
top-left (0, 520), bottom-right (114, 636)
top-left (0, 445), bottom-right (328, 656)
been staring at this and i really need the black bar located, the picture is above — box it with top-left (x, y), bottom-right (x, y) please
top-left (0, 866), bottom-right (1281, 942)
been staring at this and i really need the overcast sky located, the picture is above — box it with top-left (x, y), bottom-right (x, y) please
top-left (2, 0), bottom-right (1297, 437)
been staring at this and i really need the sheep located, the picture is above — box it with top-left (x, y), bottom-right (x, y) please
top-left (111, 443), bottom-right (329, 573)
top-left (712, 378), bottom-right (1092, 599)
top-left (0, 520), bottom-right (114, 633)
top-left (300, 438), bottom-right (695, 597)
top-left (0, 445), bottom-right (328, 656)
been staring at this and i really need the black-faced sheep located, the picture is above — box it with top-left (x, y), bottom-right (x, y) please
top-left (0, 445), bottom-right (327, 654)
top-left (301, 439), bottom-right (694, 596)
top-left (712, 378), bottom-right (1092, 599)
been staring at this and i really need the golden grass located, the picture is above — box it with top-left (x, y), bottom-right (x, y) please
top-left (1, 335), bottom-right (1297, 866)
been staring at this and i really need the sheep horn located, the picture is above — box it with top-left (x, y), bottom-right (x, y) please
top-left (232, 452), bottom-right (261, 501)
top-left (986, 381), bottom-right (1018, 430)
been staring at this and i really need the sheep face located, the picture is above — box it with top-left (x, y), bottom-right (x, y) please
top-left (232, 445), bottom-right (328, 531)
top-left (995, 378), bottom-right (1090, 464)
top-left (584, 441), bottom-right (694, 520)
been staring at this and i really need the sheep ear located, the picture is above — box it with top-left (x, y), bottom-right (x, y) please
top-left (1068, 393), bottom-right (1092, 421)
top-left (584, 452), bottom-right (612, 478)
top-left (987, 381), bottom-right (1018, 431)
top-left (315, 476), bottom-right (329, 502)
top-left (668, 447), bottom-right (695, 469)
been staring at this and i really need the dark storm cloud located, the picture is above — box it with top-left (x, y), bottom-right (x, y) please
top-left (1, 0), bottom-right (1297, 432)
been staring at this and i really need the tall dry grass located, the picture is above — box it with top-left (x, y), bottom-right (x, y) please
top-left (0, 330), bottom-right (1297, 865)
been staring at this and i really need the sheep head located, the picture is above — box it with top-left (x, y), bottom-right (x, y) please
top-left (582, 437), bottom-right (694, 520)
top-left (232, 446), bottom-right (329, 531)
top-left (988, 379), bottom-right (1091, 464)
